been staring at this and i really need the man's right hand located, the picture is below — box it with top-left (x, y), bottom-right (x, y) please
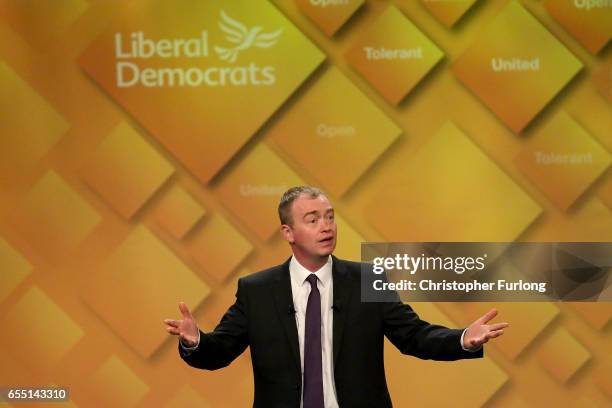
top-left (164, 302), bottom-right (199, 348)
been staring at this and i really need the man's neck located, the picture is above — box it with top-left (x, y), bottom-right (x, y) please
top-left (292, 252), bottom-right (329, 272)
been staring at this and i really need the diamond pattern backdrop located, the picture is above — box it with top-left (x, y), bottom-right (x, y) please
top-left (0, 0), bottom-right (610, 407)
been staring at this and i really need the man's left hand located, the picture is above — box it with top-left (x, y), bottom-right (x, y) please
top-left (463, 308), bottom-right (509, 350)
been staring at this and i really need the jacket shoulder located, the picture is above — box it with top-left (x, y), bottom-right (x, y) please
top-left (240, 263), bottom-right (286, 287)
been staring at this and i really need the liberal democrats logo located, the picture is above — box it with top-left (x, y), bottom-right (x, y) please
top-left (113, 10), bottom-right (283, 87)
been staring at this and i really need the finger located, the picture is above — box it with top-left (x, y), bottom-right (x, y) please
top-left (164, 319), bottom-right (180, 328)
top-left (486, 330), bottom-right (504, 339)
top-left (489, 322), bottom-right (509, 331)
top-left (479, 308), bottom-right (498, 324)
top-left (179, 302), bottom-right (192, 319)
top-left (166, 326), bottom-right (180, 335)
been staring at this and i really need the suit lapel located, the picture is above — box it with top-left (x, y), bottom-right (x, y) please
top-left (332, 256), bottom-right (352, 367)
top-left (273, 258), bottom-right (301, 373)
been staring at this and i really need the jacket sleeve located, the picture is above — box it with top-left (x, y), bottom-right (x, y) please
top-left (179, 277), bottom-right (249, 370)
top-left (381, 298), bottom-right (483, 361)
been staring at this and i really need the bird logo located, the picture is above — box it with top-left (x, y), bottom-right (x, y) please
top-left (214, 10), bottom-right (283, 63)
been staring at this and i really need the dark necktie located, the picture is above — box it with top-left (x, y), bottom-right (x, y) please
top-left (303, 273), bottom-right (324, 408)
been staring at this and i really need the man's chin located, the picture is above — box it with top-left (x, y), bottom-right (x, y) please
top-left (318, 244), bottom-right (336, 256)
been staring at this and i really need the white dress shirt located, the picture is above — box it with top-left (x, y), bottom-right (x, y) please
top-left (289, 255), bottom-right (339, 408)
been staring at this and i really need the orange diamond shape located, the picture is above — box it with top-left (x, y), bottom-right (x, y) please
top-left (295, 0), bottom-right (364, 36)
top-left (0, 286), bottom-right (84, 369)
top-left (419, 0), bottom-right (479, 28)
top-left (82, 121), bottom-right (174, 219)
top-left (84, 226), bottom-right (210, 357)
top-left (79, 0), bottom-right (324, 184)
top-left (514, 111), bottom-right (611, 210)
top-left (346, 5), bottom-right (444, 105)
top-left (0, 62), bottom-right (69, 172)
top-left (163, 385), bottom-right (207, 408)
top-left (537, 327), bottom-right (591, 383)
top-left (365, 122), bottom-right (541, 241)
top-left (0, 237), bottom-right (32, 303)
top-left (186, 213), bottom-right (253, 282)
top-left (593, 57), bottom-right (612, 104)
top-left (544, 0), bottom-right (611, 54)
top-left (153, 184), bottom-right (206, 239)
top-left (385, 304), bottom-right (507, 407)
top-left (567, 302), bottom-right (612, 330)
top-left (215, 143), bottom-right (304, 241)
top-left (268, 66), bottom-right (400, 197)
top-left (0, 0), bottom-right (88, 51)
top-left (451, 1), bottom-right (583, 133)
top-left (600, 177), bottom-right (612, 210)
top-left (85, 355), bottom-right (149, 407)
top-left (9, 170), bottom-right (101, 261)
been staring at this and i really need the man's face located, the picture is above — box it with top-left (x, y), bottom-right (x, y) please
top-left (282, 194), bottom-right (337, 259)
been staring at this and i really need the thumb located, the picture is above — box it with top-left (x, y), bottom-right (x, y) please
top-left (178, 302), bottom-right (193, 319)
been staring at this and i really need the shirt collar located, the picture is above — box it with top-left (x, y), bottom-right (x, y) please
top-left (289, 255), bottom-right (333, 288)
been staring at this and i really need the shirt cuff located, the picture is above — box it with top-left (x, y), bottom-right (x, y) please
top-left (460, 328), bottom-right (482, 352)
top-left (180, 330), bottom-right (200, 355)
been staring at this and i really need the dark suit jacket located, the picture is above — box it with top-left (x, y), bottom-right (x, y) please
top-left (179, 255), bottom-right (483, 407)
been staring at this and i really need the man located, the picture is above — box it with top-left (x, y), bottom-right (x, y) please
top-left (164, 186), bottom-right (509, 407)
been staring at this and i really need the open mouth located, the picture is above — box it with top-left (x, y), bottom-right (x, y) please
top-left (319, 236), bottom-right (334, 244)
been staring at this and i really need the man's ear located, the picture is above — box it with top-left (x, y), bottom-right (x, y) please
top-left (280, 224), bottom-right (294, 244)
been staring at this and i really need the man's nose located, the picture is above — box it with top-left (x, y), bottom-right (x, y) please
top-left (320, 219), bottom-right (333, 232)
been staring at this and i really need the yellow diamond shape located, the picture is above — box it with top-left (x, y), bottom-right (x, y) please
top-left (537, 327), bottom-right (591, 383)
top-left (163, 385), bottom-right (207, 408)
top-left (544, 0), bottom-right (611, 54)
top-left (215, 143), bottom-right (304, 241)
top-left (295, 0), bottom-right (364, 36)
top-left (0, 0), bottom-right (88, 50)
top-left (600, 177), bottom-right (612, 210)
top-left (83, 121), bottom-right (174, 219)
top-left (451, 1), bottom-right (583, 133)
top-left (85, 226), bottom-right (210, 357)
top-left (385, 303), bottom-right (507, 407)
top-left (514, 111), bottom-right (611, 210)
top-left (9, 170), bottom-right (100, 261)
top-left (567, 302), bottom-right (612, 330)
top-left (526, 198), bottom-right (612, 242)
top-left (592, 362), bottom-right (612, 399)
top-left (0, 237), bottom-right (31, 303)
top-left (0, 286), bottom-right (83, 369)
top-left (187, 213), bottom-right (253, 282)
top-left (200, 267), bottom-right (251, 329)
top-left (268, 66), bottom-right (401, 197)
top-left (0, 61), bottom-right (69, 170)
top-left (86, 355), bottom-right (149, 408)
top-left (419, 0), bottom-right (479, 28)
top-left (365, 122), bottom-right (541, 241)
top-left (346, 5), bottom-right (444, 105)
top-left (79, 0), bottom-right (325, 184)
top-left (154, 184), bottom-right (206, 239)
top-left (593, 57), bottom-right (612, 104)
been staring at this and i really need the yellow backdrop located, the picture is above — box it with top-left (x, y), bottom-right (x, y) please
top-left (0, 0), bottom-right (610, 407)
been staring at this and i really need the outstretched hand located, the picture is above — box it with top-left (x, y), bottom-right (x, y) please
top-left (463, 308), bottom-right (509, 350)
top-left (164, 302), bottom-right (199, 347)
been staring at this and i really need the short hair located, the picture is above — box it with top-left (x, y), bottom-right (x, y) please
top-left (278, 186), bottom-right (324, 225)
